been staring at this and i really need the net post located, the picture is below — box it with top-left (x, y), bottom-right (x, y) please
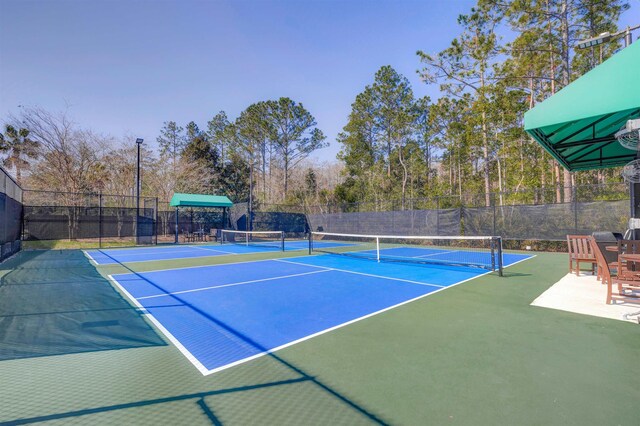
top-left (490, 237), bottom-right (495, 272)
top-left (308, 231), bottom-right (313, 255)
top-left (280, 231), bottom-right (285, 251)
top-left (376, 237), bottom-right (380, 262)
top-left (245, 231), bottom-right (249, 246)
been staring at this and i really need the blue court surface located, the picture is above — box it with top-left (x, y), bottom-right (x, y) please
top-left (109, 252), bottom-right (532, 375)
top-left (85, 240), bottom-right (344, 265)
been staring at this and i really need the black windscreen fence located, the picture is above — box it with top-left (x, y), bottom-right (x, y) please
top-left (307, 209), bottom-right (461, 236)
top-left (230, 202), bottom-right (308, 236)
top-left (23, 206), bottom-right (156, 241)
top-left (308, 202), bottom-right (628, 241)
top-left (10, 184), bottom-right (634, 250)
top-left (462, 200), bottom-right (629, 240)
top-left (239, 189), bottom-right (629, 243)
top-left (1, 166), bottom-right (23, 261)
top-left (22, 191), bottom-right (158, 248)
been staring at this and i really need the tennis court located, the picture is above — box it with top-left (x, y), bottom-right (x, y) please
top-left (4, 243), bottom-right (640, 424)
top-left (84, 240), bottom-right (323, 265)
top-left (108, 249), bottom-right (531, 375)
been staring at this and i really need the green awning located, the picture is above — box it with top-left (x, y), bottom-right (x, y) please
top-left (524, 41), bottom-right (640, 171)
top-left (169, 193), bottom-right (233, 208)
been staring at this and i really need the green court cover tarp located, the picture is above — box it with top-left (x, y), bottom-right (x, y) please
top-left (0, 250), bottom-right (164, 360)
top-left (169, 193), bottom-right (233, 208)
top-left (524, 41), bottom-right (640, 171)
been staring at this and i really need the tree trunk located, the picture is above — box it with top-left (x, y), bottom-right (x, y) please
top-left (398, 146), bottom-right (408, 210)
top-left (560, 0), bottom-right (573, 203)
top-left (283, 154), bottom-right (288, 201)
top-left (497, 156), bottom-right (503, 206)
top-left (481, 110), bottom-right (491, 207)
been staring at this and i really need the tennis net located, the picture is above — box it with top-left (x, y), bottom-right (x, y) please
top-left (309, 232), bottom-right (503, 275)
top-left (220, 230), bottom-right (285, 251)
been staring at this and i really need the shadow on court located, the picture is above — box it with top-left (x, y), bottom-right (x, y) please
top-left (0, 249), bottom-right (389, 425)
top-left (82, 249), bottom-right (389, 425)
top-left (0, 250), bottom-right (165, 362)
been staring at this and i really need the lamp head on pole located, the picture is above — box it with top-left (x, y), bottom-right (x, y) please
top-left (136, 138), bottom-right (144, 145)
top-left (576, 32), bottom-right (612, 49)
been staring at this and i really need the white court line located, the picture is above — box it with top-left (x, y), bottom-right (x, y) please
top-left (413, 250), bottom-right (456, 258)
top-left (107, 274), bottom-right (210, 375)
top-left (201, 260), bottom-right (504, 375)
top-left (274, 259), bottom-right (445, 288)
top-left (110, 256), bottom-right (300, 276)
top-left (94, 247), bottom-right (240, 266)
top-left (108, 251), bottom-right (536, 376)
top-left (138, 269), bottom-right (332, 300)
top-left (190, 246), bottom-right (239, 255)
top-left (82, 250), bottom-right (98, 266)
top-left (503, 253), bottom-right (537, 268)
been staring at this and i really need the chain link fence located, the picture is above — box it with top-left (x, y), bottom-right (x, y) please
top-left (228, 184), bottom-right (631, 249)
top-left (22, 190), bottom-right (158, 248)
top-left (0, 166), bottom-right (23, 261)
top-left (9, 182), bottom-right (633, 250)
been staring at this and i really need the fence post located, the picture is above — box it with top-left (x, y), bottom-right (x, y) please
top-left (574, 185), bottom-right (579, 234)
top-left (99, 192), bottom-right (103, 248)
top-left (175, 207), bottom-right (179, 244)
top-left (155, 197), bottom-right (158, 245)
top-left (492, 192), bottom-right (497, 236)
top-left (436, 196), bottom-right (440, 236)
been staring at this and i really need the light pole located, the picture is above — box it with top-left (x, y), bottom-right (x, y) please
top-left (136, 138), bottom-right (144, 243)
top-left (576, 24), bottom-right (640, 50)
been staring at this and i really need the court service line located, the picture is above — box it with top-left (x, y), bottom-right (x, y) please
top-left (274, 259), bottom-right (445, 288)
top-left (110, 256), bottom-right (303, 275)
top-left (413, 250), bottom-right (456, 258)
top-left (137, 269), bottom-right (332, 300)
top-left (190, 246), bottom-right (239, 255)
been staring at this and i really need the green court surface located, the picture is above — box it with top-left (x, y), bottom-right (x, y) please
top-left (0, 248), bottom-right (638, 425)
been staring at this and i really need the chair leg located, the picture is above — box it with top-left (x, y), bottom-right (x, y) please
top-left (576, 260), bottom-right (580, 276)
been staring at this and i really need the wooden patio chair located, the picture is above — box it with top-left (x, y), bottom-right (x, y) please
top-left (589, 237), bottom-right (640, 305)
top-left (182, 229), bottom-right (194, 243)
top-left (567, 235), bottom-right (596, 276)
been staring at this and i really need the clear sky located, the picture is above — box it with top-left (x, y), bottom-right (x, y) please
top-left (1, 0), bottom-right (637, 162)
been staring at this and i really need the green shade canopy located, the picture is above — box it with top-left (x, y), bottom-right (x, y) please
top-left (525, 41), bottom-right (640, 171)
top-left (169, 193), bottom-right (233, 208)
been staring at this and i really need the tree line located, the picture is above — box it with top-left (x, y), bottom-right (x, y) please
top-left (0, 0), bottom-right (632, 211)
top-left (337, 0), bottom-right (630, 208)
